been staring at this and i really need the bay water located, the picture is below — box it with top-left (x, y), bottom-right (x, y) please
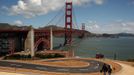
top-left (53, 37), bottom-right (134, 60)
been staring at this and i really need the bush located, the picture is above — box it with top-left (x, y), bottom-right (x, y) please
top-left (35, 53), bottom-right (65, 59)
top-left (4, 53), bottom-right (65, 60)
top-left (127, 59), bottom-right (134, 62)
top-left (4, 54), bottom-right (31, 60)
top-left (54, 53), bottom-right (64, 57)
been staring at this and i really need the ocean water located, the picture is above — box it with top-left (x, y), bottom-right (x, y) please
top-left (53, 37), bottom-right (134, 60)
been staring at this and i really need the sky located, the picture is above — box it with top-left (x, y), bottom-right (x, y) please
top-left (0, 0), bottom-right (134, 34)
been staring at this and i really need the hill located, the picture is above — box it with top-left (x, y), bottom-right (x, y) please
top-left (1, 23), bottom-right (134, 38)
top-left (0, 23), bottom-right (30, 30)
top-left (116, 33), bottom-right (134, 37)
top-left (0, 23), bottom-right (92, 37)
top-left (38, 25), bottom-right (92, 37)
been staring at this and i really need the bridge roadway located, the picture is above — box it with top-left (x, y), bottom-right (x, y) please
top-left (0, 59), bottom-right (104, 73)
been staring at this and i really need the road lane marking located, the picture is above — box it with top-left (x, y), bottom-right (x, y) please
top-left (10, 64), bottom-right (22, 67)
top-left (94, 65), bottom-right (99, 69)
top-left (90, 61), bottom-right (95, 63)
top-left (79, 69), bottom-right (89, 71)
top-left (57, 69), bottom-right (69, 71)
top-left (36, 67), bottom-right (47, 70)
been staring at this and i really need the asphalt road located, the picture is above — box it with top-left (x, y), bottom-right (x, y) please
top-left (0, 59), bottom-right (104, 73)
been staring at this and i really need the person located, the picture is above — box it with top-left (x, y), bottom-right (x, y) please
top-left (100, 63), bottom-right (108, 75)
top-left (107, 65), bottom-right (112, 75)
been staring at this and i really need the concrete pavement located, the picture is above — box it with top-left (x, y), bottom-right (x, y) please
top-left (0, 72), bottom-right (26, 75)
top-left (112, 62), bottom-right (134, 75)
top-left (0, 59), bottom-right (104, 73)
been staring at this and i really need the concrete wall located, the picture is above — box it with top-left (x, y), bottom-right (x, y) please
top-left (24, 26), bottom-right (34, 57)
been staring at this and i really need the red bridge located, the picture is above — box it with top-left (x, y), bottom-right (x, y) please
top-left (0, 1), bottom-right (85, 57)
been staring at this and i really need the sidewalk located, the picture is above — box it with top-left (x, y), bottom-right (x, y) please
top-left (112, 62), bottom-right (134, 75)
top-left (0, 72), bottom-right (26, 75)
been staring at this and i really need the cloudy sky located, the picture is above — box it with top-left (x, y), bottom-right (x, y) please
top-left (0, 0), bottom-right (134, 34)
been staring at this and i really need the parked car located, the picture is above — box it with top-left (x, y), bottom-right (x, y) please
top-left (96, 53), bottom-right (104, 59)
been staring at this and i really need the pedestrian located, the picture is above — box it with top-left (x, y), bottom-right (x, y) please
top-left (100, 63), bottom-right (108, 75)
top-left (107, 65), bottom-right (112, 75)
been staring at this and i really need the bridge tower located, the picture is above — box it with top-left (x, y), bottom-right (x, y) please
top-left (82, 23), bottom-right (85, 31)
top-left (64, 0), bottom-right (73, 45)
top-left (79, 23), bottom-right (85, 38)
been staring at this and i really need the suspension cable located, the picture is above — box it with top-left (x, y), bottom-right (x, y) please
top-left (72, 6), bottom-right (79, 29)
top-left (55, 10), bottom-right (65, 26)
top-left (46, 7), bottom-right (64, 26)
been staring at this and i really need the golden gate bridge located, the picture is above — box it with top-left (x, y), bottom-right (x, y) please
top-left (0, 0), bottom-right (86, 57)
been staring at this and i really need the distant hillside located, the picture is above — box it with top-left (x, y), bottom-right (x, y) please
top-left (95, 33), bottom-right (134, 38)
top-left (116, 33), bottom-right (134, 37)
top-left (0, 23), bottom-right (30, 30)
top-left (38, 25), bottom-right (92, 37)
top-left (0, 23), bottom-right (92, 37)
top-left (39, 25), bottom-right (64, 30)
top-left (2, 23), bottom-right (133, 38)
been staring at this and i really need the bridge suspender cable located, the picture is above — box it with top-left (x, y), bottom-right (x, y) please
top-left (46, 7), bottom-right (64, 26)
top-left (72, 7), bottom-right (79, 29)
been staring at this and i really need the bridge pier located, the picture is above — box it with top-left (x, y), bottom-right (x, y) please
top-left (24, 26), bottom-right (35, 57)
top-left (50, 27), bottom-right (53, 50)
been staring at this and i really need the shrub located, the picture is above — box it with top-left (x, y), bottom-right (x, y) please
top-left (127, 59), bottom-right (134, 62)
top-left (4, 54), bottom-right (31, 60)
top-left (35, 53), bottom-right (65, 59)
top-left (54, 53), bottom-right (64, 57)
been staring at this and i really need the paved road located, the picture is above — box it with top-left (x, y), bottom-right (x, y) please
top-left (0, 59), bottom-right (104, 73)
top-left (112, 62), bottom-right (134, 75)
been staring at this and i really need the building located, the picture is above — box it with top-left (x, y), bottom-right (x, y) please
top-left (0, 23), bottom-right (50, 56)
